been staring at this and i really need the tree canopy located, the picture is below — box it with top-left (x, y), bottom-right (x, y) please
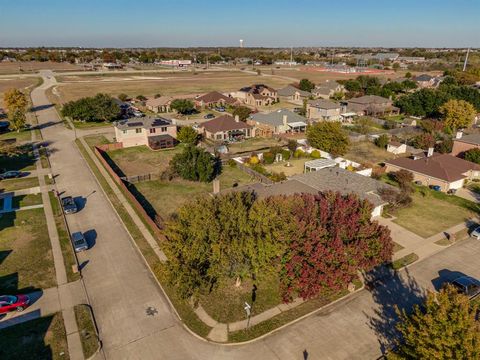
top-left (439, 99), bottom-right (477, 131)
top-left (306, 121), bottom-right (350, 156)
top-left (464, 148), bottom-right (480, 164)
top-left (391, 285), bottom-right (480, 360)
top-left (61, 93), bottom-right (121, 122)
top-left (170, 99), bottom-right (196, 115)
top-left (232, 106), bottom-right (252, 121)
top-left (3, 88), bottom-right (28, 131)
top-left (176, 126), bottom-right (199, 145)
top-left (169, 145), bottom-right (218, 182)
top-left (299, 78), bottom-right (315, 92)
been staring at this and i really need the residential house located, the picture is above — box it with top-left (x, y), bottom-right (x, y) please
top-left (247, 109), bottom-right (307, 137)
top-left (194, 91), bottom-right (237, 108)
top-left (232, 167), bottom-right (395, 218)
top-left (236, 84), bottom-right (278, 107)
top-left (451, 132), bottom-right (480, 157)
top-left (385, 152), bottom-right (480, 192)
top-left (199, 115), bottom-right (254, 142)
top-left (386, 141), bottom-right (407, 155)
top-left (114, 117), bottom-right (177, 149)
top-left (413, 74), bottom-right (441, 88)
top-left (346, 95), bottom-right (399, 116)
top-left (312, 80), bottom-right (345, 99)
top-left (277, 85), bottom-right (311, 102)
top-left (146, 96), bottom-right (173, 113)
top-left (306, 99), bottom-right (342, 121)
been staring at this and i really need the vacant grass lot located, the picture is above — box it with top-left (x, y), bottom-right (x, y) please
top-left (0, 61), bottom-right (80, 75)
top-left (393, 189), bottom-right (479, 238)
top-left (0, 176), bottom-right (39, 192)
top-left (54, 72), bottom-right (290, 103)
top-left (0, 77), bottom-right (39, 103)
top-left (134, 165), bottom-right (255, 218)
top-left (0, 208), bottom-right (56, 292)
top-left (0, 312), bottom-right (69, 360)
top-left (228, 137), bottom-right (286, 155)
top-left (345, 141), bottom-right (395, 165)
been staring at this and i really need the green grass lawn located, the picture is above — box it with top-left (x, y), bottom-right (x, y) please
top-left (0, 208), bottom-right (56, 292)
top-left (0, 177), bottom-right (39, 192)
top-left (393, 189), bottom-right (479, 238)
top-left (72, 120), bottom-right (113, 130)
top-left (0, 128), bottom-right (32, 143)
top-left (74, 305), bottom-right (99, 358)
top-left (133, 165), bottom-right (255, 218)
top-left (83, 134), bottom-right (111, 148)
top-left (199, 273), bottom-right (281, 323)
top-left (264, 158), bottom-right (310, 177)
top-left (0, 313), bottom-right (69, 360)
top-left (12, 193), bottom-right (43, 209)
top-left (107, 145), bottom-right (183, 177)
top-left (227, 137), bottom-right (286, 155)
top-left (49, 192), bottom-right (80, 282)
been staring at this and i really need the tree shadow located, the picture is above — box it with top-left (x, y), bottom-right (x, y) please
top-left (364, 266), bottom-right (426, 355)
top-left (126, 182), bottom-right (158, 220)
top-left (32, 120), bottom-right (62, 130)
top-left (30, 104), bottom-right (54, 112)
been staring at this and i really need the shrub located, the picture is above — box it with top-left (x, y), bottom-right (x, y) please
top-left (170, 145), bottom-right (219, 182)
top-left (248, 155), bottom-right (260, 165)
top-left (294, 149), bottom-right (305, 158)
top-left (281, 149), bottom-right (291, 161)
top-left (374, 134), bottom-right (389, 149)
top-left (118, 93), bottom-right (129, 102)
top-left (464, 148), bottom-right (480, 164)
top-left (287, 139), bottom-right (298, 153)
top-left (227, 159), bottom-right (237, 167)
top-left (270, 172), bottom-right (287, 182)
top-left (310, 150), bottom-right (321, 159)
top-left (263, 152), bottom-right (275, 164)
top-left (177, 126), bottom-right (199, 145)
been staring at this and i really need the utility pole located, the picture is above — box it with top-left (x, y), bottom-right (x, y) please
top-left (290, 47), bottom-right (293, 66)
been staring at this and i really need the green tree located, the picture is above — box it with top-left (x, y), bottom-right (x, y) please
top-left (299, 78), bottom-right (315, 92)
top-left (170, 145), bottom-right (218, 182)
top-left (306, 122), bottom-right (350, 156)
top-left (118, 93), bottom-right (129, 102)
top-left (61, 93), bottom-right (120, 122)
top-left (435, 138), bottom-right (453, 154)
top-left (375, 134), bottom-right (389, 149)
top-left (464, 148), bottom-right (480, 164)
top-left (170, 99), bottom-right (195, 115)
top-left (232, 106), bottom-right (251, 121)
top-left (176, 126), bottom-right (199, 145)
top-left (3, 88), bottom-right (28, 131)
top-left (391, 285), bottom-right (480, 360)
top-left (439, 99), bottom-right (476, 131)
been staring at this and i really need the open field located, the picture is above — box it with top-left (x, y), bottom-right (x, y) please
top-left (345, 141), bottom-right (395, 165)
top-left (52, 71), bottom-right (291, 103)
top-left (0, 208), bottom-right (56, 293)
top-left (393, 189), bottom-right (479, 238)
top-left (133, 165), bottom-right (255, 218)
top-left (0, 61), bottom-right (80, 75)
top-left (0, 77), bottom-right (40, 104)
top-left (0, 312), bottom-right (69, 360)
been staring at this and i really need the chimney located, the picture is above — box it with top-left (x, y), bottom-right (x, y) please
top-left (456, 130), bottom-right (463, 139)
top-left (234, 115), bottom-right (240, 122)
top-left (213, 178), bottom-right (220, 194)
top-left (427, 147), bottom-right (434, 157)
top-left (282, 114), bottom-right (288, 127)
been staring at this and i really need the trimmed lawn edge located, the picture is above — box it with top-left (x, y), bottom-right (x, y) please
top-left (391, 253), bottom-right (419, 270)
top-left (74, 304), bottom-right (100, 359)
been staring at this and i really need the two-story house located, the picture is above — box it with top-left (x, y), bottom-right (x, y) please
top-left (236, 84), bottom-right (278, 107)
top-left (114, 117), bottom-right (177, 149)
top-left (306, 99), bottom-right (342, 121)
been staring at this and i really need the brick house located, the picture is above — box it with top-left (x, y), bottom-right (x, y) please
top-left (199, 115), bottom-right (254, 142)
top-left (312, 80), bottom-right (345, 99)
top-left (114, 117), bottom-right (177, 149)
top-left (306, 99), bottom-right (342, 121)
top-left (346, 95), bottom-right (399, 116)
top-left (451, 132), bottom-right (480, 157)
top-left (277, 85), bottom-right (311, 102)
top-left (237, 84), bottom-right (278, 107)
top-left (194, 91), bottom-right (237, 108)
top-left (247, 109), bottom-right (307, 137)
top-left (146, 96), bottom-right (173, 113)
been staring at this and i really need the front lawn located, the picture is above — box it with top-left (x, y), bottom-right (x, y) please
top-left (133, 165), bottom-right (255, 218)
top-left (72, 120), bottom-right (113, 130)
top-left (0, 313), bottom-right (69, 360)
top-left (12, 193), bottom-right (43, 208)
top-left (0, 128), bottom-right (33, 143)
top-left (0, 177), bottom-right (39, 192)
top-left (393, 189), bottom-right (479, 238)
top-left (0, 208), bottom-right (56, 293)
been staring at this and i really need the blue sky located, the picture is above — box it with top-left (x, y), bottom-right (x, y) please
top-left (1, 0), bottom-right (479, 48)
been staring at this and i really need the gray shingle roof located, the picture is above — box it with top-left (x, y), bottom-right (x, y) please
top-left (307, 99), bottom-right (340, 110)
top-left (250, 109), bottom-right (307, 127)
top-left (456, 133), bottom-right (480, 146)
top-left (115, 117), bottom-right (174, 130)
top-left (277, 85), bottom-right (311, 97)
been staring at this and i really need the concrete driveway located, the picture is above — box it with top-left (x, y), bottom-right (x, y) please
top-left (30, 71), bottom-right (480, 360)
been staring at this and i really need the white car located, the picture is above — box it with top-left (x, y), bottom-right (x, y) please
top-left (471, 226), bottom-right (480, 239)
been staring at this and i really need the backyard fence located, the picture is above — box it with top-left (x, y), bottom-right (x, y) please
top-left (236, 162), bottom-right (274, 184)
top-left (120, 173), bottom-right (159, 184)
top-left (96, 142), bottom-right (123, 151)
top-left (93, 146), bottom-right (165, 238)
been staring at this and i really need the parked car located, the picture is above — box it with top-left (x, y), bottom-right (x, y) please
top-left (215, 106), bottom-right (226, 112)
top-left (0, 170), bottom-right (22, 180)
top-left (429, 185), bottom-right (441, 191)
top-left (71, 232), bottom-right (88, 252)
top-left (0, 294), bottom-right (30, 313)
top-left (61, 196), bottom-right (78, 214)
top-left (132, 110), bottom-right (144, 118)
top-left (450, 276), bottom-right (480, 299)
top-left (470, 226), bottom-right (480, 240)
top-left (204, 113), bottom-right (215, 119)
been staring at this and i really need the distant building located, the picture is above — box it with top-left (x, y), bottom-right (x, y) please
top-left (248, 109), bottom-right (307, 137)
top-left (312, 80), bottom-right (345, 99)
top-left (306, 99), bottom-right (342, 121)
top-left (146, 96), bottom-right (173, 113)
top-left (114, 117), bottom-right (177, 149)
top-left (102, 62), bottom-right (123, 70)
top-left (277, 85), bottom-right (311, 102)
top-left (236, 84), bottom-right (278, 107)
top-left (158, 60), bottom-right (192, 67)
top-left (194, 91), bottom-right (237, 108)
top-left (199, 115), bottom-right (254, 142)
top-left (346, 95), bottom-right (399, 116)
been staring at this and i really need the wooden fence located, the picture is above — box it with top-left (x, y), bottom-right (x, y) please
top-left (97, 142), bottom-right (123, 151)
top-left (236, 163), bottom-right (274, 184)
top-left (93, 146), bottom-right (165, 238)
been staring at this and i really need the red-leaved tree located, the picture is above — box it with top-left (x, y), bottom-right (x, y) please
top-left (280, 192), bottom-right (393, 302)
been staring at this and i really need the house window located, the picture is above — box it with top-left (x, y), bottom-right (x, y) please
top-left (149, 128), bottom-right (156, 134)
top-left (122, 130), bottom-right (127, 134)
top-left (135, 128), bottom-right (142, 134)
top-left (161, 127), bottom-right (168, 132)
top-left (216, 134), bottom-right (222, 140)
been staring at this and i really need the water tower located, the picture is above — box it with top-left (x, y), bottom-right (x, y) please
top-left (239, 39), bottom-right (244, 48)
